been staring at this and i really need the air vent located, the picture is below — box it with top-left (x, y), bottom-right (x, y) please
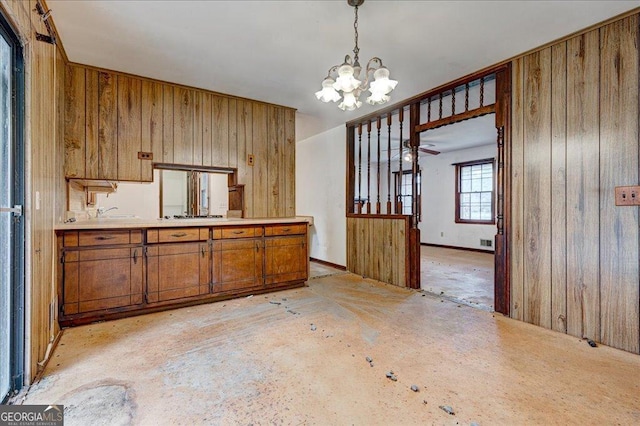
top-left (480, 239), bottom-right (493, 247)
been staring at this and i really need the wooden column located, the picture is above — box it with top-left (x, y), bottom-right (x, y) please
top-left (408, 103), bottom-right (421, 289)
top-left (494, 65), bottom-right (511, 316)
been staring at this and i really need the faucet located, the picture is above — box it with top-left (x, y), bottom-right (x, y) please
top-left (96, 206), bottom-right (118, 217)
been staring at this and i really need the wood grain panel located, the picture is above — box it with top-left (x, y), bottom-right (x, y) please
top-left (64, 65), bottom-right (85, 177)
top-left (141, 80), bottom-right (163, 181)
top-left (267, 105), bottom-right (281, 216)
top-left (346, 217), bottom-right (408, 287)
top-left (252, 103), bottom-right (268, 217)
top-left (202, 93), bottom-right (213, 166)
top-left (84, 69), bottom-right (99, 179)
top-left (173, 87), bottom-right (194, 165)
top-left (162, 84), bottom-right (174, 163)
top-left (193, 91), bottom-right (203, 165)
top-left (237, 100), bottom-right (253, 217)
top-left (97, 72), bottom-right (117, 179)
top-left (117, 75), bottom-right (142, 180)
top-left (510, 57), bottom-right (525, 321)
top-left (284, 109), bottom-right (296, 216)
top-left (566, 29), bottom-right (600, 342)
top-left (228, 98), bottom-right (237, 168)
top-left (2, 0), bottom-right (67, 381)
top-left (213, 96), bottom-right (229, 167)
top-left (550, 42), bottom-right (568, 333)
top-left (523, 48), bottom-right (552, 328)
top-left (599, 16), bottom-right (640, 353)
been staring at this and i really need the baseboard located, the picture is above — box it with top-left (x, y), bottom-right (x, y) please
top-left (421, 242), bottom-right (495, 255)
top-left (309, 257), bottom-right (347, 271)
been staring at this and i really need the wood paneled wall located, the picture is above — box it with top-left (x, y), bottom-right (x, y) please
top-left (511, 14), bottom-right (640, 353)
top-left (64, 64), bottom-right (296, 218)
top-left (346, 216), bottom-right (409, 287)
top-left (0, 0), bottom-right (65, 381)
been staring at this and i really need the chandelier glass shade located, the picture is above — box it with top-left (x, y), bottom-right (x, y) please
top-left (315, 0), bottom-right (397, 111)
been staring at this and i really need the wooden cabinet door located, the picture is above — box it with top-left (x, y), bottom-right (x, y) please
top-left (117, 75), bottom-right (143, 181)
top-left (62, 247), bottom-right (143, 315)
top-left (264, 235), bottom-right (308, 285)
top-left (213, 239), bottom-right (263, 293)
top-left (146, 242), bottom-right (210, 303)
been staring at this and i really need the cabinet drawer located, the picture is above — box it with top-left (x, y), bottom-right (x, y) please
top-left (219, 226), bottom-right (262, 239)
top-left (77, 230), bottom-right (140, 246)
top-left (148, 227), bottom-right (208, 243)
top-left (265, 224), bottom-right (307, 236)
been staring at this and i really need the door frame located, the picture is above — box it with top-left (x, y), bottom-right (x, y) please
top-left (0, 8), bottom-right (25, 402)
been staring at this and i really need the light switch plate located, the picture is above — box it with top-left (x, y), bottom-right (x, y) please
top-left (615, 185), bottom-right (640, 206)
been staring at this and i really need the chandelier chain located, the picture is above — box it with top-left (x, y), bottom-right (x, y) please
top-left (353, 5), bottom-right (360, 63)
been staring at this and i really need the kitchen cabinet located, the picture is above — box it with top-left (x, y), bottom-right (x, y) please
top-left (146, 227), bottom-right (210, 303)
top-left (214, 239), bottom-right (264, 293)
top-left (58, 230), bottom-right (144, 315)
top-left (264, 225), bottom-right (308, 286)
top-left (57, 221), bottom-right (308, 326)
top-left (214, 225), bottom-right (264, 293)
top-left (65, 66), bottom-right (154, 182)
top-left (146, 242), bottom-right (210, 303)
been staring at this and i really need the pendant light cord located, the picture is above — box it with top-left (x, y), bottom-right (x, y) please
top-left (353, 5), bottom-right (360, 64)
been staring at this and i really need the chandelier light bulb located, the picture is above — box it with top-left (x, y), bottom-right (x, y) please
top-left (315, 77), bottom-right (341, 102)
top-left (369, 67), bottom-right (398, 95)
top-left (339, 91), bottom-right (362, 111)
top-left (333, 64), bottom-right (361, 93)
top-left (315, 0), bottom-right (397, 111)
top-left (366, 92), bottom-right (390, 105)
top-left (403, 151), bottom-right (413, 162)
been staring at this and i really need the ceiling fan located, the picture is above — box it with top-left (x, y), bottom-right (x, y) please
top-left (388, 140), bottom-right (440, 162)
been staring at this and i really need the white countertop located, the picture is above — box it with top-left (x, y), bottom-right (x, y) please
top-left (56, 216), bottom-right (313, 231)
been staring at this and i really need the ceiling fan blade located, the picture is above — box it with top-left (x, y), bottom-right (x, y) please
top-left (418, 147), bottom-right (441, 155)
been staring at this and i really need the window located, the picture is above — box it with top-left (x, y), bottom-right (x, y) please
top-left (455, 159), bottom-right (494, 224)
top-left (394, 170), bottom-right (421, 218)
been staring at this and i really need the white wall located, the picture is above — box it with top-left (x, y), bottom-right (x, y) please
top-left (296, 124), bottom-right (346, 266)
top-left (96, 170), bottom-right (161, 219)
top-left (418, 143), bottom-right (497, 251)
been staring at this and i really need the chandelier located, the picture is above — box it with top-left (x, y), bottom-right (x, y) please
top-left (315, 0), bottom-right (397, 111)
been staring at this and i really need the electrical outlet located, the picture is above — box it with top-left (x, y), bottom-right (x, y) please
top-left (247, 154), bottom-right (255, 166)
top-left (138, 151), bottom-right (153, 160)
top-left (615, 186), bottom-right (640, 206)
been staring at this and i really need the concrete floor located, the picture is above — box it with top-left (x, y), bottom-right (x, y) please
top-left (19, 273), bottom-right (640, 425)
top-left (421, 245), bottom-right (494, 311)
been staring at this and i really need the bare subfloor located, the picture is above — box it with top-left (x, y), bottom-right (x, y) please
top-left (421, 245), bottom-right (494, 311)
top-left (19, 274), bottom-right (640, 425)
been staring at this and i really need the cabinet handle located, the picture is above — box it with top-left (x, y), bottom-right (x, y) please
top-left (233, 230), bottom-right (245, 235)
top-left (133, 249), bottom-right (138, 264)
top-left (171, 232), bottom-right (188, 237)
top-left (282, 228), bottom-right (291, 232)
top-left (96, 235), bottom-right (115, 241)
top-left (201, 246), bottom-right (206, 258)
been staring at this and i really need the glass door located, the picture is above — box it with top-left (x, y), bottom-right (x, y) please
top-left (0, 12), bottom-right (24, 402)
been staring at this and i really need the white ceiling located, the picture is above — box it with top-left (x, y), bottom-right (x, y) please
top-left (48, 1), bottom-right (639, 140)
